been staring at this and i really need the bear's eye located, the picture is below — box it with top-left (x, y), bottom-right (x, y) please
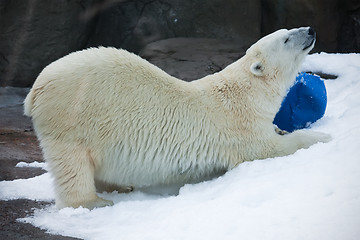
top-left (284, 38), bottom-right (289, 44)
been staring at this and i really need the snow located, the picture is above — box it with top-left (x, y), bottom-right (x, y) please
top-left (15, 161), bottom-right (47, 169)
top-left (0, 173), bottom-right (54, 202)
top-left (0, 53), bottom-right (360, 240)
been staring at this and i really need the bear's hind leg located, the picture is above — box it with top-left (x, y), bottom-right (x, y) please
top-left (46, 147), bottom-right (113, 209)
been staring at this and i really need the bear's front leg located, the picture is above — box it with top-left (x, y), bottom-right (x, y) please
top-left (46, 147), bottom-right (114, 209)
top-left (273, 129), bottom-right (332, 157)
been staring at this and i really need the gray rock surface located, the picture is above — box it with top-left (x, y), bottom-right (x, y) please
top-left (140, 38), bottom-right (247, 81)
top-left (0, 0), bottom-right (95, 87)
top-left (1, 0), bottom-right (358, 87)
top-left (261, 0), bottom-right (360, 53)
top-left (0, 87), bottom-right (32, 132)
top-left (338, 0), bottom-right (360, 52)
top-left (86, 0), bottom-right (261, 53)
top-left (261, 0), bottom-right (340, 52)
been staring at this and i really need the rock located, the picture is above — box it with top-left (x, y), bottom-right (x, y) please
top-left (0, 0), bottom-right (359, 87)
top-left (0, 87), bottom-right (32, 132)
top-left (0, 0), bottom-right (261, 87)
top-left (338, 0), bottom-right (360, 52)
top-left (0, 87), bottom-right (29, 108)
top-left (0, 0), bottom-right (95, 87)
top-left (140, 38), bottom-right (247, 81)
top-left (261, 0), bottom-right (340, 52)
top-left (158, 0), bottom-right (261, 45)
top-left (86, 0), bottom-right (262, 53)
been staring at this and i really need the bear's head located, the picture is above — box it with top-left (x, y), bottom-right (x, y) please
top-left (246, 27), bottom-right (315, 79)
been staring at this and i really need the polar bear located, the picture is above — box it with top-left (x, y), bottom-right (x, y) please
top-left (24, 27), bottom-right (331, 209)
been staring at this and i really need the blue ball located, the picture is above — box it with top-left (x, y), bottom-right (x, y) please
top-left (273, 73), bottom-right (327, 132)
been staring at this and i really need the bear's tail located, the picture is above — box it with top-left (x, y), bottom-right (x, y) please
top-left (24, 88), bottom-right (35, 117)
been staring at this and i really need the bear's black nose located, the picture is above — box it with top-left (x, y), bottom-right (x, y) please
top-left (308, 27), bottom-right (315, 36)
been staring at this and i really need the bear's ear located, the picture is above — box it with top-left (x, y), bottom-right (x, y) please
top-left (250, 62), bottom-right (265, 76)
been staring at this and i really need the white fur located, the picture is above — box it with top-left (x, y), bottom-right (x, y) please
top-left (24, 27), bottom-right (331, 209)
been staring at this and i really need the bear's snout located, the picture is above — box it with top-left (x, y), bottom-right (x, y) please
top-left (308, 27), bottom-right (315, 37)
top-left (302, 27), bottom-right (316, 51)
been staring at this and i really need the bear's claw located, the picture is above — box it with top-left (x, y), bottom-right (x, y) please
top-left (81, 197), bottom-right (114, 210)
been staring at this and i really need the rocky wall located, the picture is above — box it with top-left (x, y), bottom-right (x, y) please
top-left (0, 0), bottom-right (358, 87)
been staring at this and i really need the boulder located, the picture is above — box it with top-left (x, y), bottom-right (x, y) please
top-left (338, 0), bottom-right (360, 52)
top-left (0, 0), bottom-right (358, 87)
top-left (140, 38), bottom-right (247, 81)
top-left (0, 0), bottom-right (95, 87)
top-left (0, 87), bottom-right (32, 132)
top-left (86, 0), bottom-right (262, 53)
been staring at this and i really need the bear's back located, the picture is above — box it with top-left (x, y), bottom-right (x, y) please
top-left (34, 47), bottom-right (180, 90)
top-left (30, 47), bottom-right (193, 114)
top-left (29, 47), bottom-right (203, 148)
